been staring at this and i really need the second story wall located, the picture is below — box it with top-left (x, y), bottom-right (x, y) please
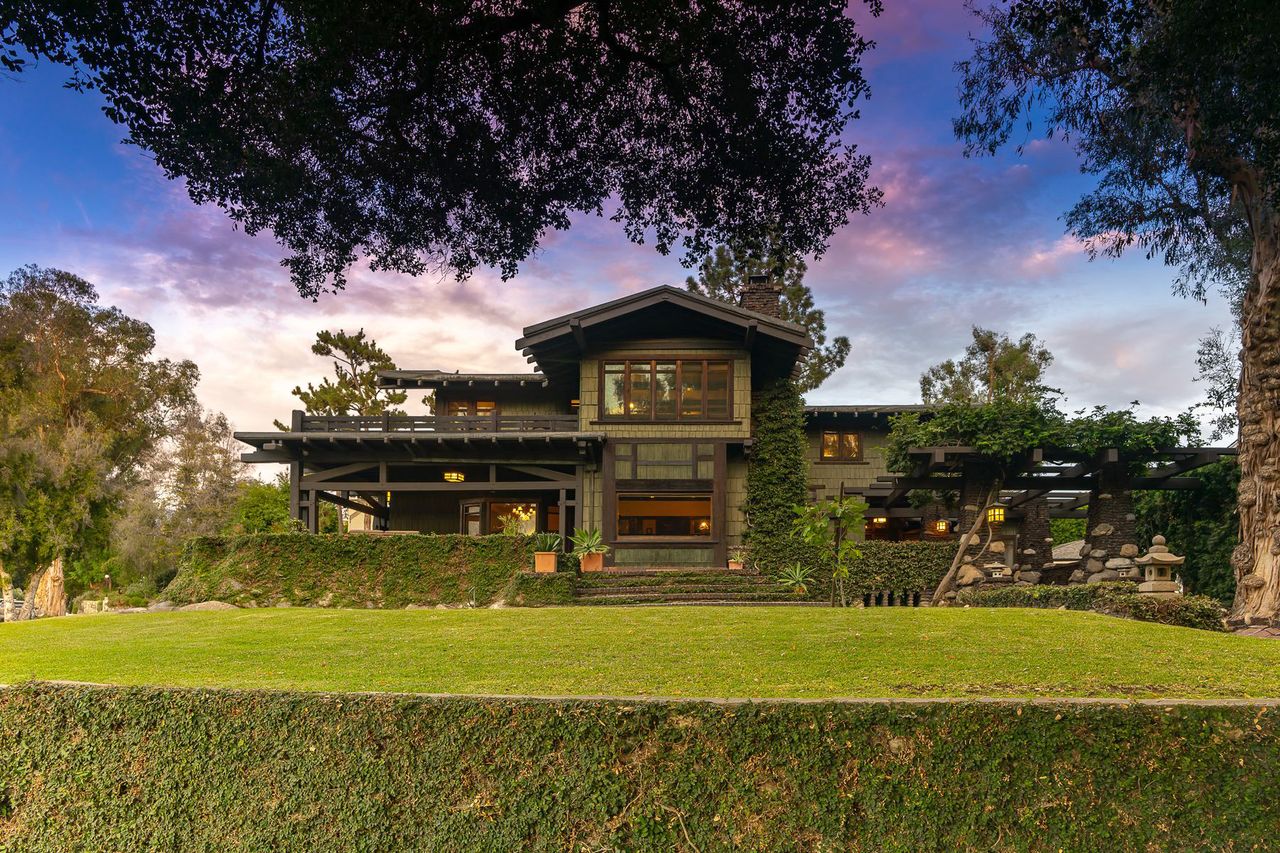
top-left (578, 342), bottom-right (751, 439)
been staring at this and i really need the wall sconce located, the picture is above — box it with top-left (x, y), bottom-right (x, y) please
top-left (933, 519), bottom-right (949, 534)
top-left (986, 506), bottom-right (1006, 525)
top-left (443, 471), bottom-right (465, 483)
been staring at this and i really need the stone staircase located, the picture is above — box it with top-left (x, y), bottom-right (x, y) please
top-left (573, 568), bottom-right (823, 606)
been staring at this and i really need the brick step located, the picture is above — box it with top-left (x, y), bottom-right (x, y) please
top-left (577, 600), bottom-right (831, 608)
top-left (575, 590), bottom-right (807, 604)
top-left (592, 568), bottom-right (761, 577)
top-left (577, 582), bottom-right (781, 597)
top-left (575, 575), bottom-right (777, 591)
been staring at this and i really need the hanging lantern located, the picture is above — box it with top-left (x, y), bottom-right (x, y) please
top-left (986, 506), bottom-right (1006, 525)
top-left (443, 471), bottom-right (465, 483)
top-left (933, 519), bottom-right (949, 534)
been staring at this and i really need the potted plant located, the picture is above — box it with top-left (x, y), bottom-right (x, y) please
top-left (569, 528), bottom-right (609, 572)
top-left (727, 545), bottom-right (748, 571)
top-left (531, 533), bottom-right (561, 574)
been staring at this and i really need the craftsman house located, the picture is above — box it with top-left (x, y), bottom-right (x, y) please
top-left (236, 280), bottom-right (946, 568)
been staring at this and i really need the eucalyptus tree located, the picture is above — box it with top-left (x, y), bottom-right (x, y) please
top-left (955, 0), bottom-right (1280, 624)
top-left (3, 1), bottom-right (883, 297)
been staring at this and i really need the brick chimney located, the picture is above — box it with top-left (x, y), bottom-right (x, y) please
top-left (740, 273), bottom-right (783, 318)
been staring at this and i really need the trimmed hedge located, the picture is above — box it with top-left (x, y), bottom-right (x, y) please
top-left (505, 572), bottom-right (578, 606)
top-left (797, 540), bottom-right (956, 599)
top-left (163, 533), bottom-right (530, 608)
top-left (3, 683), bottom-right (1279, 851)
top-left (957, 582), bottom-right (1227, 631)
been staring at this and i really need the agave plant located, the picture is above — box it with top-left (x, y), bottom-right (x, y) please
top-left (776, 563), bottom-right (815, 596)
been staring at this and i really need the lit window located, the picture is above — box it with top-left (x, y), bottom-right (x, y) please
top-left (820, 431), bottom-right (862, 461)
top-left (617, 493), bottom-right (712, 538)
top-left (600, 360), bottom-right (731, 421)
top-left (445, 400), bottom-right (498, 417)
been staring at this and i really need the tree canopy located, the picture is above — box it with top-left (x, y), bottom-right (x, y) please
top-left (920, 326), bottom-right (1056, 406)
top-left (3, 1), bottom-right (884, 297)
top-left (278, 329), bottom-right (407, 424)
top-left (955, 0), bottom-right (1280, 624)
top-left (685, 242), bottom-right (850, 392)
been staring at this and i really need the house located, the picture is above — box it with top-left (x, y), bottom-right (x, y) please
top-left (235, 280), bottom-right (945, 568)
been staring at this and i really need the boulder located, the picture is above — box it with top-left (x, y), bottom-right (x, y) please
top-left (989, 540), bottom-right (1006, 555)
top-left (1017, 571), bottom-right (1042, 585)
top-left (1068, 569), bottom-right (1088, 584)
top-left (1119, 543), bottom-right (1140, 558)
top-left (177, 601), bottom-right (238, 612)
top-left (1087, 569), bottom-right (1121, 584)
top-left (1091, 523), bottom-right (1116, 537)
top-left (1086, 558), bottom-right (1105, 574)
top-left (146, 601), bottom-right (176, 612)
top-left (956, 564), bottom-right (985, 586)
top-left (1105, 557), bottom-right (1134, 569)
top-left (1090, 549), bottom-right (1107, 559)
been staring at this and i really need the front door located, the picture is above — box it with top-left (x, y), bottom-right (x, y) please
top-left (461, 500), bottom-right (483, 536)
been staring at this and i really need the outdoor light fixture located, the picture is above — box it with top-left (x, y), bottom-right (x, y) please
top-left (986, 506), bottom-right (1006, 525)
top-left (443, 471), bottom-right (465, 483)
top-left (871, 516), bottom-right (888, 525)
top-left (933, 520), bottom-right (949, 533)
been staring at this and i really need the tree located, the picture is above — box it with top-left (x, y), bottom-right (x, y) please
top-left (3, 1), bottom-right (883, 298)
top-left (277, 329), bottom-right (407, 425)
top-left (685, 243), bottom-right (851, 392)
top-left (0, 266), bottom-right (198, 586)
top-left (954, 0), bottom-right (1280, 625)
top-left (1136, 459), bottom-right (1239, 604)
top-left (920, 326), bottom-right (1056, 406)
top-left (1192, 326), bottom-right (1240, 442)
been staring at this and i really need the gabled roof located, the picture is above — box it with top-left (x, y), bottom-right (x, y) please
top-left (515, 285), bottom-right (813, 384)
top-left (378, 370), bottom-right (550, 390)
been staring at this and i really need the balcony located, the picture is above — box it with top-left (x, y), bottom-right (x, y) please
top-left (294, 412), bottom-right (581, 433)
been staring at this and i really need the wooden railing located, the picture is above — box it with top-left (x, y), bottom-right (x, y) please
top-left (295, 412), bottom-right (580, 433)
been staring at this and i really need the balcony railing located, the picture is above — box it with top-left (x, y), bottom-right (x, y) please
top-left (295, 412), bottom-right (580, 433)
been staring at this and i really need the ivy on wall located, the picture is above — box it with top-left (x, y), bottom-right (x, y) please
top-left (1, 683), bottom-right (1277, 851)
top-left (743, 378), bottom-right (812, 573)
top-left (163, 533), bottom-right (530, 608)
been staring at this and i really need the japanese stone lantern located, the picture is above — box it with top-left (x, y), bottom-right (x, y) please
top-left (1134, 535), bottom-right (1183, 598)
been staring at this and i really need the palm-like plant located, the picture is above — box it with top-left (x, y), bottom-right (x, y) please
top-left (776, 563), bottom-right (815, 596)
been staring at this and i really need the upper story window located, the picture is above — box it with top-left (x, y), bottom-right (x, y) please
top-left (601, 359), bottom-right (731, 421)
top-left (445, 400), bottom-right (497, 417)
top-left (820, 430), bottom-right (862, 462)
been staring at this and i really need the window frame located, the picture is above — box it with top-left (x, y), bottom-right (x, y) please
top-left (818, 430), bottom-right (864, 463)
top-left (615, 492), bottom-right (714, 541)
top-left (598, 357), bottom-right (735, 422)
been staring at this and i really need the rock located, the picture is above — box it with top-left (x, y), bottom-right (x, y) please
top-left (1087, 569), bottom-right (1120, 584)
top-left (957, 564), bottom-right (985, 586)
top-left (1014, 581), bottom-right (1033, 587)
top-left (1078, 543), bottom-right (1091, 558)
top-left (989, 540), bottom-right (1006, 555)
top-left (1018, 571), bottom-right (1042, 585)
top-left (1105, 557), bottom-right (1134, 569)
top-left (114, 606), bottom-right (149, 614)
top-left (1099, 493), bottom-right (1113, 500)
top-left (405, 603), bottom-right (429, 610)
top-left (1086, 558), bottom-right (1105, 573)
top-left (1068, 569), bottom-right (1087, 584)
top-left (1022, 548), bottom-right (1037, 556)
top-left (1091, 523), bottom-right (1115, 537)
top-left (984, 574), bottom-right (1015, 586)
top-left (146, 601), bottom-right (176, 612)
top-left (1125, 513), bottom-right (1137, 522)
top-left (177, 601), bottom-right (238, 612)
top-left (1090, 549), bottom-right (1107, 560)
top-left (1120, 543), bottom-right (1140, 558)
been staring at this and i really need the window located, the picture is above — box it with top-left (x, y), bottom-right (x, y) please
top-left (600, 359), bottom-right (732, 421)
top-left (617, 493), bottom-right (712, 538)
top-left (489, 502), bottom-right (538, 535)
top-left (820, 431), bottom-right (862, 462)
top-left (445, 400), bottom-right (497, 417)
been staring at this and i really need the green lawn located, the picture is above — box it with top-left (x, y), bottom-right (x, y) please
top-left (1, 606), bottom-right (1276, 698)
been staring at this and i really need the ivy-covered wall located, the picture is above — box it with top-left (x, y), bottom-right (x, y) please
top-left (163, 533), bottom-right (530, 608)
top-left (2, 683), bottom-right (1277, 851)
top-left (743, 379), bottom-right (811, 573)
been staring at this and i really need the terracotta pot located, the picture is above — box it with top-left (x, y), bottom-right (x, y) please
top-left (534, 551), bottom-right (558, 574)
top-left (579, 552), bottom-right (605, 572)
top-left (727, 559), bottom-right (744, 571)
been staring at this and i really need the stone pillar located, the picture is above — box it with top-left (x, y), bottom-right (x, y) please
top-left (957, 460), bottom-right (1001, 563)
top-left (1081, 463), bottom-right (1140, 584)
top-left (1015, 496), bottom-right (1053, 584)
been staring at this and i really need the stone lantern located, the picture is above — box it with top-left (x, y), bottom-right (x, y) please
top-left (1134, 535), bottom-right (1183, 597)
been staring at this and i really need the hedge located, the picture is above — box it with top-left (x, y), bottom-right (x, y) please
top-left (2, 683), bottom-right (1278, 851)
top-left (793, 540), bottom-right (956, 600)
top-left (957, 582), bottom-right (1228, 631)
top-left (163, 533), bottom-right (530, 608)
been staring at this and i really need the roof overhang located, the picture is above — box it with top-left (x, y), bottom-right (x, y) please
top-left (377, 370), bottom-right (551, 390)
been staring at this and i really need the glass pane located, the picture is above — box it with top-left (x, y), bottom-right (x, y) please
top-left (679, 361), bottom-right (704, 418)
top-left (841, 432), bottom-right (860, 460)
top-left (489, 502), bottom-right (537, 535)
top-left (617, 493), bottom-right (712, 538)
top-left (446, 400), bottom-right (470, 416)
top-left (628, 363), bottom-right (652, 417)
top-left (706, 363), bottom-right (729, 419)
top-left (821, 431), bottom-right (838, 459)
top-left (474, 401), bottom-right (496, 416)
top-left (654, 362), bottom-right (677, 418)
top-left (603, 364), bottom-right (626, 416)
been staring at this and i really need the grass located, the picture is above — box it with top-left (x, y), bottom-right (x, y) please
top-left (0, 606), bottom-right (1277, 699)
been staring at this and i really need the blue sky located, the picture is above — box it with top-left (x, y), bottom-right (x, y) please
top-left (0, 1), bottom-right (1235, 436)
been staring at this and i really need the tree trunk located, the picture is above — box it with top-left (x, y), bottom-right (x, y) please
top-left (1230, 217), bottom-right (1280, 626)
top-left (932, 464), bottom-right (1002, 604)
top-left (16, 569), bottom-right (43, 621)
top-left (1, 562), bottom-right (13, 623)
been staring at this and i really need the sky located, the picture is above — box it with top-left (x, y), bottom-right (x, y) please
top-left (0, 1), bottom-right (1235, 443)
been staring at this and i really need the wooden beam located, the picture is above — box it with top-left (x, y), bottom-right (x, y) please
top-left (311, 480), bottom-right (567, 492)
top-left (315, 491), bottom-right (390, 520)
top-left (300, 461), bottom-right (379, 485)
top-left (506, 465), bottom-right (575, 482)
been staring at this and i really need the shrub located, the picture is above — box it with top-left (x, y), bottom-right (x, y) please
top-left (957, 582), bottom-right (1226, 631)
top-left (505, 573), bottom-right (577, 606)
top-left (163, 533), bottom-right (529, 608)
top-left (2, 683), bottom-right (1277, 851)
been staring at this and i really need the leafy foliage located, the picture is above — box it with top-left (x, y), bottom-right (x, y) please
top-left (3, 682), bottom-right (1276, 851)
top-left (1136, 460), bottom-right (1240, 604)
top-left (775, 563), bottom-right (816, 596)
top-left (568, 528), bottom-right (608, 556)
top-left (163, 533), bottom-right (530, 608)
top-left (886, 402), bottom-right (1064, 473)
top-left (1050, 517), bottom-right (1087, 547)
top-left (957, 581), bottom-right (1226, 631)
top-left (3, 2), bottom-right (883, 296)
top-left (1193, 325), bottom-right (1241, 442)
top-left (685, 241), bottom-right (850, 391)
top-left (743, 379), bottom-right (810, 573)
top-left (276, 329), bottom-right (406, 426)
top-left (920, 326), bottom-right (1057, 405)
top-left (791, 496), bottom-right (867, 606)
